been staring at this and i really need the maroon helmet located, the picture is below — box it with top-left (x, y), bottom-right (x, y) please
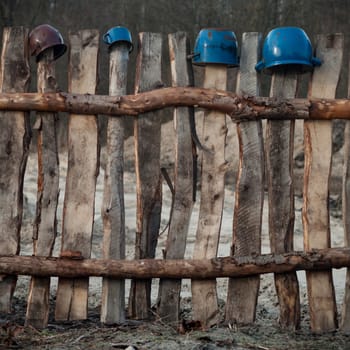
top-left (29, 24), bottom-right (67, 61)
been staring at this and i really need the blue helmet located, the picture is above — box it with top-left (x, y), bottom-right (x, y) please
top-left (255, 27), bottom-right (321, 74)
top-left (103, 26), bottom-right (133, 52)
top-left (192, 28), bottom-right (239, 67)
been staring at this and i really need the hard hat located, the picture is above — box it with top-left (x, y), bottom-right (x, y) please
top-left (29, 24), bottom-right (67, 61)
top-left (103, 26), bottom-right (133, 52)
top-left (192, 28), bottom-right (239, 67)
top-left (255, 27), bottom-right (321, 74)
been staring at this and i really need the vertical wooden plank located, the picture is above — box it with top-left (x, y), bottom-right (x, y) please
top-left (128, 32), bottom-right (162, 320)
top-left (55, 30), bottom-right (99, 321)
top-left (341, 58), bottom-right (350, 332)
top-left (266, 71), bottom-right (301, 329)
top-left (25, 47), bottom-right (60, 329)
top-left (225, 32), bottom-right (264, 325)
top-left (303, 33), bottom-right (343, 332)
top-left (191, 65), bottom-right (227, 328)
top-left (0, 27), bottom-right (30, 312)
top-left (157, 32), bottom-right (194, 325)
top-left (100, 41), bottom-right (131, 324)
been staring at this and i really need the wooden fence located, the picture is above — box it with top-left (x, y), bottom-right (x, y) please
top-left (0, 26), bottom-right (349, 334)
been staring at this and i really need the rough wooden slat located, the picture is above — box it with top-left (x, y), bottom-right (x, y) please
top-left (55, 30), bottom-right (99, 321)
top-left (100, 41), bottom-right (130, 325)
top-left (303, 33), bottom-right (343, 332)
top-left (266, 70), bottom-right (301, 329)
top-left (128, 32), bottom-right (162, 320)
top-left (341, 57), bottom-right (350, 332)
top-left (191, 65), bottom-right (228, 328)
top-left (157, 32), bottom-right (194, 325)
top-left (0, 27), bottom-right (30, 312)
top-left (25, 48), bottom-right (60, 329)
top-left (225, 32), bottom-right (264, 325)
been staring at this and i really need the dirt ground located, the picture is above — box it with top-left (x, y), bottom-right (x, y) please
top-left (3, 273), bottom-right (350, 350)
top-left (1, 119), bottom-right (349, 349)
top-left (2, 290), bottom-right (350, 350)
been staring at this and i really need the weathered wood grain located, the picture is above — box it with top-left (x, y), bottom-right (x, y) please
top-left (25, 47), bottom-right (60, 329)
top-left (266, 70), bottom-right (301, 329)
top-left (55, 30), bottom-right (99, 321)
top-left (191, 65), bottom-right (228, 328)
top-left (100, 41), bottom-right (130, 325)
top-left (157, 32), bottom-right (195, 325)
top-left (225, 32), bottom-right (264, 325)
top-left (128, 32), bottom-right (162, 320)
top-left (341, 58), bottom-right (350, 332)
top-left (303, 33), bottom-right (343, 332)
top-left (0, 27), bottom-right (30, 312)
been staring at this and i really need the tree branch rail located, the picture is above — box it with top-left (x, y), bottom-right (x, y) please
top-left (0, 248), bottom-right (349, 279)
top-left (0, 87), bottom-right (349, 120)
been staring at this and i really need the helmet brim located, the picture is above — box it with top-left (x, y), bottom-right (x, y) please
top-left (36, 43), bottom-right (67, 62)
top-left (258, 59), bottom-right (317, 74)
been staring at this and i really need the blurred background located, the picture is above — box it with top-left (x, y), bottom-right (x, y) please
top-left (0, 0), bottom-right (349, 147)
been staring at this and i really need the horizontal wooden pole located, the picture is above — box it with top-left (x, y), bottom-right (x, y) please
top-left (0, 248), bottom-right (349, 279)
top-left (0, 87), bottom-right (349, 120)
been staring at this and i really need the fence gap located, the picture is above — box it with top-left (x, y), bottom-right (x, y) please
top-left (25, 46), bottom-right (60, 329)
top-left (191, 64), bottom-right (228, 328)
top-left (100, 41), bottom-right (130, 325)
top-left (341, 57), bottom-right (350, 332)
top-left (55, 30), bottom-right (99, 321)
top-left (266, 68), bottom-right (301, 329)
top-left (128, 32), bottom-right (163, 320)
top-left (303, 33), bottom-right (344, 332)
top-left (0, 26), bottom-right (30, 313)
top-left (225, 32), bottom-right (264, 325)
top-left (156, 32), bottom-right (195, 325)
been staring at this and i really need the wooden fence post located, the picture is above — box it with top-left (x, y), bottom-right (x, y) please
top-left (100, 39), bottom-right (131, 324)
top-left (225, 32), bottom-right (264, 325)
top-left (303, 33), bottom-right (343, 332)
top-left (55, 30), bottom-right (99, 321)
top-left (156, 32), bottom-right (195, 325)
top-left (341, 58), bottom-right (350, 332)
top-left (128, 32), bottom-right (163, 320)
top-left (191, 64), bottom-right (228, 328)
top-left (25, 46), bottom-right (60, 329)
top-left (0, 27), bottom-right (30, 312)
top-left (266, 67), bottom-right (301, 329)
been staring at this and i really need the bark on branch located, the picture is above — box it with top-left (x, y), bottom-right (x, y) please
top-left (0, 248), bottom-right (349, 279)
top-left (0, 87), bottom-right (349, 120)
